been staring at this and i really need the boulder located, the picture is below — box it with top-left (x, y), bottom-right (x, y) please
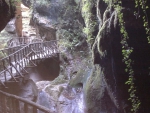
top-left (5, 18), bottom-right (16, 34)
top-left (0, 0), bottom-right (15, 32)
top-left (36, 79), bottom-right (84, 113)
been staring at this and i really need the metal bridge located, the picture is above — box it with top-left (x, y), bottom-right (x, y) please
top-left (0, 38), bottom-right (59, 113)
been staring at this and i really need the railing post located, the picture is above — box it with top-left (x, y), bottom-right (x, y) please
top-left (15, 99), bottom-right (21, 113)
top-left (24, 103), bottom-right (28, 113)
top-left (25, 46), bottom-right (28, 66)
top-left (7, 97), bottom-right (13, 113)
top-left (21, 49), bottom-right (23, 68)
top-left (0, 93), bottom-right (2, 112)
top-left (18, 52), bottom-right (21, 71)
top-left (33, 107), bottom-right (38, 113)
top-left (2, 60), bottom-right (7, 82)
top-left (2, 94), bottom-right (7, 113)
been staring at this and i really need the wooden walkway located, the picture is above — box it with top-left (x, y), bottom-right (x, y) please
top-left (7, 37), bottom-right (43, 47)
top-left (0, 90), bottom-right (51, 113)
top-left (0, 40), bottom-right (59, 86)
top-left (0, 38), bottom-right (59, 113)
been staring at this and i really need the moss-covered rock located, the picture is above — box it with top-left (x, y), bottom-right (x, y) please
top-left (31, 0), bottom-right (86, 48)
top-left (81, 0), bottom-right (98, 46)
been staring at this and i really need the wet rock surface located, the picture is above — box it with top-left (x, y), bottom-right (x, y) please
top-left (1, 0), bottom-right (150, 113)
top-left (36, 80), bottom-right (84, 113)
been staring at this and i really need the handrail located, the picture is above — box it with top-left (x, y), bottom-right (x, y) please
top-left (1, 40), bottom-right (57, 61)
top-left (0, 45), bottom-right (24, 59)
top-left (0, 40), bottom-right (59, 85)
top-left (0, 40), bottom-right (59, 113)
top-left (7, 37), bottom-right (43, 47)
top-left (0, 90), bottom-right (51, 113)
top-left (7, 37), bottom-right (43, 46)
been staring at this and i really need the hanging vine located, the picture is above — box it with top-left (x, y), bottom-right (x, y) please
top-left (99, 0), bottom-right (142, 112)
top-left (134, 0), bottom-right (150, 43)
top-left (114, 1), bottom-right (141, 112)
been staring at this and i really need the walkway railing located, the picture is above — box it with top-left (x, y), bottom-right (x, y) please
top-left (7, 37), bottom-right (43, 47)
top-left (0, 40), bottom-right (59, 86)
top-left (0, 90), bottom-right (51, 113)
top-left (0, 39), bottom-right (59, 113)
top-left (0, 45), bottom-right (23, 58)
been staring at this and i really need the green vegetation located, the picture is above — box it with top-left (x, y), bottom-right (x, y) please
top-left (114, 1), bottom-right (141, 112)
top-left (57, 29), bottom-right (83, 51)
top-left (115, 3), bottom-right (140, 112)
top-left (134, 0), bottom-right (150, 43)
top-left (81, 0), bottom-right (97, 46)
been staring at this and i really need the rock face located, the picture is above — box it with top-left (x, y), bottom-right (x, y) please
top-left (5, 18), bottom-right (16, 34)
top-left (22, 0), bottom-right (31, 7)
top-left (30, 0), bottom-right (85, 44)
top-left (91, 0), bottom-right (150, 113)
top-left (36, 78), bottom-right (84, 113)
top-left (25, 0), bottom-right (150, 113)
top-left (0, 0), bottom-right (15, 32)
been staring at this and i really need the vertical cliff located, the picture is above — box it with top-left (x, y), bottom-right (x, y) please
top-left (2, 0), bottom-right (148, 113)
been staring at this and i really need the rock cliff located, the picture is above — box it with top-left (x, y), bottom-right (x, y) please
top-left (28, 0), bottom-right (150, 112)
top-left (1, 0), bottom-right (150, 113)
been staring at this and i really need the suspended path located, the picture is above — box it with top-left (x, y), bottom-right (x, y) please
top-left (0, 37), bottom-right (59, 113)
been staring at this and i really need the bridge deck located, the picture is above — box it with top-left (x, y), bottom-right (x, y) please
top-left (0, 38), bottom-right (59, 113)
top-left (0, 40), bottom-right (59, 86)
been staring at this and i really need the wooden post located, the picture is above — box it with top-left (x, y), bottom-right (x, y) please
top-left (15, 99), bottom-right (20, 113)
top-left (33, 107), bottom-right (37, 113)
top-left (24, 103), bottom-right (28, 113)
top-left (15, 1), bottom-right (22, 37)
top-left (2, 94), bottom-right (7, 113)
top-left (2, 60), bottom-right (7, 82)
top-left (9, 56), bottom-right (12, 74)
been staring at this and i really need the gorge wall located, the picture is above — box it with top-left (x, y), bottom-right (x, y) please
top-left (0, 0), bottom-right (150, 113)
top-left (30, 0), bottom-right (150, 112)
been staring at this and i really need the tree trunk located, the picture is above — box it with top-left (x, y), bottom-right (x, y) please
top-left (15, 2), bottom-right (22, 37)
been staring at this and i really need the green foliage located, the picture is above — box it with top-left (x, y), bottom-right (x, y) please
top-left (57, 29), bottom-right (82, 51)
top-left (81, 0), bottom-right (97, 46)
top-left (94, 0), bottom-right (141, 111)
top-left (134, 0), bottom-right (150, 43)
top-left (112, 0), bottom-right (141, 112)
